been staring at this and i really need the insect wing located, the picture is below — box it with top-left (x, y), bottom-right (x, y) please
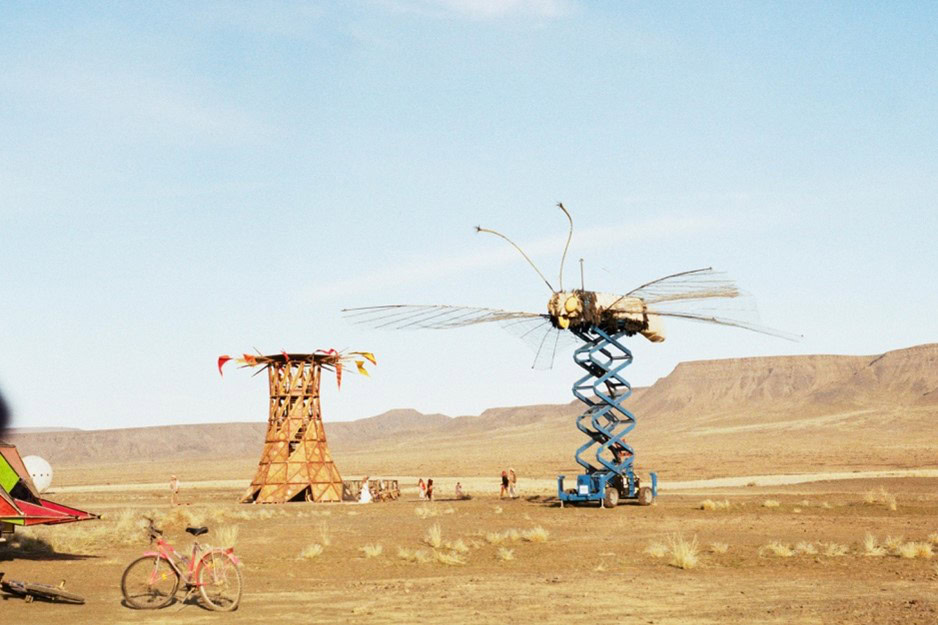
top-left (500, 316), bottom-right (580, 369)
top-left (341, 305), bottom-right (542, 330)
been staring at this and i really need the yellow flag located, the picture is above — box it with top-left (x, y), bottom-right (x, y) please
top-left (355, 360), bottom-right (370, 376)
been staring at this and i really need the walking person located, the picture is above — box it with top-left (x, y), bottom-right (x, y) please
top-left (508, 468), bottom-right (518, 499)
top-left (417, 478), bottom-right (427, 500)
top-left (500, 470), bottom-right (509, 498)
top-left (169, 475), bottom-right (180, 506)
top-left (425, 478), bottom-right (434, 501)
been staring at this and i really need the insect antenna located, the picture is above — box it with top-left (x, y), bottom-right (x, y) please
top-left (475, 226), bottom-right (556, 292)
top-left (556, 202), bottom-right (573, 291)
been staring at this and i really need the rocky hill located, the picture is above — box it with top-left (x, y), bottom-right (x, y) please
top-left (6, 344), bottom-right (937, 478)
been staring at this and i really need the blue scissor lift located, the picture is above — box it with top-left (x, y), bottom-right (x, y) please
top-left (557, 325), bottom-right (657, 508)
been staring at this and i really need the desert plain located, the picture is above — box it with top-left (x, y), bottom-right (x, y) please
top-left (3, 344), bottom-right (938, 624)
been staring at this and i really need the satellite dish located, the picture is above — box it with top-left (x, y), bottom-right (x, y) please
top-left (23, 455), bottom-right (53, 493)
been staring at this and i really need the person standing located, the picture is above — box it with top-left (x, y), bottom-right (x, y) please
top-left (508, 468), bottom-right (518, 499)
top-left (169, 475), bottom-right (180, 506)
top-left (425, 478), bottom-right (434, 501)
top-left (500, 470), bottom-right (509, 498)
top-left (359, 476), bottom-right (373, 504)
top-left (417, 478), bottom-right (427, 500)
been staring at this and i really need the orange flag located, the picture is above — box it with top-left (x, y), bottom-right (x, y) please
top-left (352, 351), bottom-right (377, 366)
top-left (242, 354), bottom-right (257, 366)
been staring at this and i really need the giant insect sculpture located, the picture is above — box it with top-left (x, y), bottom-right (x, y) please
top-left (343, 204), bottom-right (794, 508)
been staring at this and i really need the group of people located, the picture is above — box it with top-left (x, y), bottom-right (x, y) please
top-left (500, 468), bottom-right (518, 498)
top-left (417, 478), bottom-right (434, 501)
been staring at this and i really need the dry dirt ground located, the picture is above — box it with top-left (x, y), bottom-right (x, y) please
top-left (3, 464), bottom-right (938, 625)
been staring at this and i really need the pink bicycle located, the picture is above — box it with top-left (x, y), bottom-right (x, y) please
top-left (121, 517), bottom-right (242, 611)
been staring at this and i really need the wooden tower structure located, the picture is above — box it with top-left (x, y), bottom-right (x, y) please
top-left (235, 353), bottom-right (346, 504)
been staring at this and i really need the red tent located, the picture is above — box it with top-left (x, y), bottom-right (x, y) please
top-left (0, 443), bottom-right (98, 537)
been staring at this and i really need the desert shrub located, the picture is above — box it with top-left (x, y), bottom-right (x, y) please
top-left (864, 533), bottom-right (886, 557)
top-left (414, 505), bottom-right (438, 519)
top-left (299, 543), bottom-right (324, 560)
top-left (360, 543), bottom-right (383, 558)
top-left (485, 532), bottom-right (506, 545)
top-left (433, 549), bottom-right (466, 566)
top-left (521, 526), bottom-right (549, 543)
top-left (699, 499), bottom-right (730, 511)
top-left (927, 532), bottom-right (938, 545)
top-left (795, 542), bottom-right (818, 555)
top-left (864, 487), bottom-right (897, 510)
top-left (897, 542), bottom-right (919, 559)
top-left (495, 547), bottom-right (514, 561)
top-left (710, 542), bottom-right (729, 554)
top-left (915, 542), bottom-right (934, 559)
top-left (424, 524), bottom-right (443, 549)
top-left (668, 535), bottom-right (700, 570)
top-left (822, 542), bottom-right (849, 557)
top-left (762, 500), bottom-right (781, 508)
top-left (214, 525), bottom-right (239, 548)
top-left (884, 535), bottom-right (904, 554)
top-left (645, 541), bottom-right (668, 558)
top-left (759, 541), bottom-right (794, 557)
top-left (444, 539), bottom-right (469, 554)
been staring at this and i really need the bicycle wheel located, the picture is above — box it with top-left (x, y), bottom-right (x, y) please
top-left (121, 555), bottom-right (179, 609)
top-left (21, 582), bottom-right (85, 604)
top-left (197, 550), bottom-right (242, 611)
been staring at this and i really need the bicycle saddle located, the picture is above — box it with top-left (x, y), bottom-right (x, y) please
top-left (185, 526), bottom-right (209, 536)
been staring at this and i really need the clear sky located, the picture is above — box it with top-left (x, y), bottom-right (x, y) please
top-left (2, 1), bottom-right (936, 430)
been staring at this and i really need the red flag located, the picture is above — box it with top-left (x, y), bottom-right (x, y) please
top-left (335, 363), bottom-right (343, 390)
top-left (281, 350), bottom-right (290, 362)
top-left (217, 355), bottom-right (232, 376)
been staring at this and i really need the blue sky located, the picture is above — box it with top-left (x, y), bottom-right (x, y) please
top-left (1, 1), bottom-right (936, 430)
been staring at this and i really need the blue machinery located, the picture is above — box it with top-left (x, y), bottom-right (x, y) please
top-left (557, 326), bottom-right (657, 508)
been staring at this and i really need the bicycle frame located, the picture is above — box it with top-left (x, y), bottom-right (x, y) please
top-left (142, 536), bottom-right (240, 589)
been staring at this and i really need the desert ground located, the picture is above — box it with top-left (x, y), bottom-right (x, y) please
top-left (4, 346), bottom-right (938, 623)
top-left (3, 461), bottom-right (938, 625)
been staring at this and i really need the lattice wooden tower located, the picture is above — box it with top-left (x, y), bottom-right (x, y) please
top-left (239, 355), bottom-right (344, 504)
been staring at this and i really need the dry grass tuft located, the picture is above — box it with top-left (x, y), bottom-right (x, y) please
top-left (699, 499), bottom-right (731, 511)
top-left (593, 561), bottom-right (607, 572)
top-left (760, 541), bottom-right (794, 557)
top-left (214, 524), bottom-right (239, 548)
top-left (795, 541), bottom-right (818, 555)
top-left (299, 543), bottom-right (324, 560)
top-left (360, 543), bottom-right (383, 558)
top-left (414, 505), bottom-right (439, 519)
top-left (495, 547), bottom-right (514, 561)
top-left (897, 542), bottom-right (920, 559)
top-left (822, 542), bottom-right (849, 557)
top-left (710, 542), bottom-right (729, 554)
top-left (485, 532), bottom-right (506, 545)
top-left (645, 541), bottom-right (668, 558)
top-left (821, 502), bottom-right (833, 510)
top-left (667, 534), bottom-right (700, 570)
top-left (927, 532), bottom-right (938, 545)
top-left (396, 547), bottom-right (432, 564)
top-left (762, 500), bottom-right (781, 508)
top-left (884, 535), bottom-right (904, 554)
top-left (864, 486), bottom-right (897, 510)
top-left (493, 506), bottom-right (503, 514)
top-left (915, 542), bottom-right (934, 559)
top-left (521, 526), bottom-right (549, 543)
top-left (445, 539), bottom-right (470, 554)
top-left (425, 523), bottom-right (443, 549)
top-left (864, 533), bottom-right (887, 557)
top-left (799, 499), bottom-right (811, 507)
top-left (433, 549), bottom-right (466, 566)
